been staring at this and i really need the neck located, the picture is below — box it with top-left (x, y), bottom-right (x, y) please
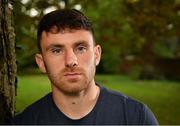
top-left (51, 80), bottom-right (100, 119)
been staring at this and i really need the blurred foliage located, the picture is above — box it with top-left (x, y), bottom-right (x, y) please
top-left (14, 0), bottom-right (180, 79)
top-left (153, 37), bottom-right (180, 58)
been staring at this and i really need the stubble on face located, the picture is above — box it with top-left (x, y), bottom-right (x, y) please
top-left (39, 29), bottom-right (99, 96)
top-left (44, 60), bottom-right (96, 96)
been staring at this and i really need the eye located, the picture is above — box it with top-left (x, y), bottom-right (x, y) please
top-left (51, 48), bottom-right (62, 54)
top-left (76, 46), bottom-right (87, 53)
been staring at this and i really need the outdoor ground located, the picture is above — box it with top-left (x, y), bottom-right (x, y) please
top-left (16, 74), bottom-right (180, 124)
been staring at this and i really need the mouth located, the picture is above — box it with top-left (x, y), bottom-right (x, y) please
top-left (64, 72), bottom-right (82, 80)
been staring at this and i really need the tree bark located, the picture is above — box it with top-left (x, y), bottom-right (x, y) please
top-left (0, 0), bottom-right (16, 124)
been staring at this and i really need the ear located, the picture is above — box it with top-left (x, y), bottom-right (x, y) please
top-left (35, 53), bottom-right (47, 73)
top-left (94, 45), bottom-right (102, 66)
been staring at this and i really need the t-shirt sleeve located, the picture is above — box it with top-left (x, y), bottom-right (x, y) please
top-left (141, 105), bottom-right (159, 125)
top-left (10, 112), bottom-right (32, 124)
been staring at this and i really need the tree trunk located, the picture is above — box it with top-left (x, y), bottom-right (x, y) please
top-left (0, 0), bottom-right (16, 124)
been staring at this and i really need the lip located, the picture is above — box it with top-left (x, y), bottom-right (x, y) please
top-left (64, 72), bottom-right (81, 76)
top-left (64, 72), bottom-right (82, 80)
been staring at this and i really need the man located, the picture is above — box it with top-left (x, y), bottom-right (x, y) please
top-left (12, 9), bottom-right (158, 125)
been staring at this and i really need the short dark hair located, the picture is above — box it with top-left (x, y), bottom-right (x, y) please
top-left (37, 9), bottom-right (94, 52)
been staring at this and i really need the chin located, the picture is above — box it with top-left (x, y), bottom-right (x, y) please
top-left (55, 80), bottom-right (89, 95)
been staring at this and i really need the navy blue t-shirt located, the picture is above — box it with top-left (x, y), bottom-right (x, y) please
top-left (12, 85), bottom-right (158, 125)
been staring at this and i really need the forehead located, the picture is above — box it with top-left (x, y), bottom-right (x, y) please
top-left (41, 29), bottom-right (94, 45)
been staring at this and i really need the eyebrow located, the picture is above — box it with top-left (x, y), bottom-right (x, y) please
top-left (46, 44), bottom-right (64, 51)
top-left (45, 40), bottom-right (89, 51)
top-left (73, 40), bottom-right (89, 47)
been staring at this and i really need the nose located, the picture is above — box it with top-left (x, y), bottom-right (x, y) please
top-left (65, 49), bottom-right (78, 68)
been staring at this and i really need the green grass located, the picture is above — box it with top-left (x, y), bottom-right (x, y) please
top-left (16, 74), bottom-right (180, 124)
top-left (16, 75), bottom-right (51, 113)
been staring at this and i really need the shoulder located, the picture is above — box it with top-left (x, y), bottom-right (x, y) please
top-left (101, 85), bottom-right (143, 108)
top-left (100, 86), bottom-right (158, 125)
top-left (12, 93), bottom-right (52, 124)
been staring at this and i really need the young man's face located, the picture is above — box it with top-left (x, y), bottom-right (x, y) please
top-left (35, 29), bottom-right (101, 94)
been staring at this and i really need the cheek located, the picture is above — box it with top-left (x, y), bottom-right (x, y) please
top-left (80, 53), bottom-right (96, 72)
top-left (44, 56), bottom-right (63, 73)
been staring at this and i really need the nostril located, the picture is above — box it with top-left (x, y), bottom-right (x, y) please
top-left (65, 61), bottom-right (78, 68)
